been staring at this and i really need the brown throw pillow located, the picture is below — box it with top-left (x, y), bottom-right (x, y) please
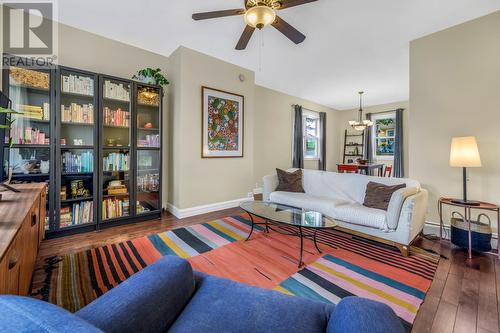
top-left (275, 169), bottom-right (305, 193)
top-left (363, 181), bottom-right (406, 211)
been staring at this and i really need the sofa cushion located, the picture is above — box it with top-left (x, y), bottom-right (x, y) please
top-left (275, 168), bottom-right (305, 193)
top-left (270, 192), bottom-right (350, 214)
top-left (76, 256), bottom-right (195, 333)
top-left (327, 297), bottom-right (405, 333)
top-left (169, 274), bottom-right (334, 333)
top-left (332, 203), bottom-right (387, 229)
top-left (363, 182), bottom-right (407, 211)
top-left (0, 296), bottom-right (102, 333)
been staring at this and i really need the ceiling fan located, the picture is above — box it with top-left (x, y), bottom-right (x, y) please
top-left (192, 0), bottom-right (318, 50)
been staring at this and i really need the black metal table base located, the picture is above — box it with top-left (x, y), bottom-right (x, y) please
top-left (245, 212), bottom-right (323, 268)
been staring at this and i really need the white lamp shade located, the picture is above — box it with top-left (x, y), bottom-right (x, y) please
top-left (449, 136), bottom-right (482, 167)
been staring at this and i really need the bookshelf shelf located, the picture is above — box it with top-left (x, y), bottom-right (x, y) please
top-left (2, 58), bottom-right (162, 239)
top-left (62, 197), bottom-right (93, 204)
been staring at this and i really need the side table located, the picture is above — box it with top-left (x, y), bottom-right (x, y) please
top-left (439, 198), bottom-right (500, 259)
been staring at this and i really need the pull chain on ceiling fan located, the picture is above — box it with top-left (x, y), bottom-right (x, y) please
top-left (192, 0), bottom-right (318, 50)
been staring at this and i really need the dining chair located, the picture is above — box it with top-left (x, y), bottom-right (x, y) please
top-left (338, 165), bottom-right (359, 174)
top-left (384, 165), bottom-right (393, 177)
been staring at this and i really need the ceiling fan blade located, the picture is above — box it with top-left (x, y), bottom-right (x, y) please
top-left (272, 16), bottom-right (306, 44)
top-left (192, 9), bottom-right (245, 21)
top-left (279, 0), bottom-right (318, 10)
top-left (235, 25), bottom-right (256, 50)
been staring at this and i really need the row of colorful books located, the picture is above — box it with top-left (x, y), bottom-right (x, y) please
top-left (102, 198), bottom-right (130, 220)
top-left (61, 103), bottom-right (94, 124)
top-left (9, 126), bottom-right (49, 145)
top-left (62, 74), bottom-right (94, 96)
top-left (104, 80), bottom-right (130, 101)
top-left (103, 152), bottom-right (129, 171)
top-left (60, 201), bottom-right (94, 228)
top-left (103, 107), bottom-right (130, 127)
top-left (61, 151), bottom-right (94, 173)
top-left (15, 103), bottom-right (50, 121)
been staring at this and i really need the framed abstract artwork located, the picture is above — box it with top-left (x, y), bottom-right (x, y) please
top-left (202, 87), bottom-right (244, 158)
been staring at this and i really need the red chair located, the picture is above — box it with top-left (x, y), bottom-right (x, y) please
top-left (384, 165), bottom-right (393, 177)
top-left (338, 164), bottom-right (359, 174)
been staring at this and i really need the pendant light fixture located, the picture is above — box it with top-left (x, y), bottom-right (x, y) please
top-left (348, 91), bottom-right (373, 131)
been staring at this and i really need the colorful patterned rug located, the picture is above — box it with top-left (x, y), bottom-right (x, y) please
top-left (33, 214), bottom-right (438, 324)
top-left (276, 253), bottom-right (429, 331)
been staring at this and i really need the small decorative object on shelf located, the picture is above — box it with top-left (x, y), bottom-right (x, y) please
top-left (70, 180), bottom-right (90, 199)
top-left (9, 67), bottom-right (50, 90)
top-left (138, 87), bottom-right (160, 106)
top-left (439, 197), bottom-right (499, 260)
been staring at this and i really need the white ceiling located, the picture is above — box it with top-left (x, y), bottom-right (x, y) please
top-left (57, 0), bottom-right (500, 109)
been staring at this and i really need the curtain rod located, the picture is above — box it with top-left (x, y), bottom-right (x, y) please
top-left (291, 104), bottom-right (321, 114)
top-left (366, 108), bottom-right (405, 115)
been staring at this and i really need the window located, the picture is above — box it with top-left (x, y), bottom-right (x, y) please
top-left (304, 112), bottom-right (320, 160)
top-left (372, 112), bottom-right (396, 159)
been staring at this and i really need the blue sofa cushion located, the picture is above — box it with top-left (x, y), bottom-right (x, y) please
top-left (76, 256), bottom-right (196, 333)
top-left (0, 296), bottom-right (102, 333)
top-left (169, 272), bottom-right (335, 333)
top-left (327, 297), bottom-right (405, 333)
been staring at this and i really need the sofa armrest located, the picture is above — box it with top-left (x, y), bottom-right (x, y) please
top-left (386, 187), bottom-right (419, 230)
top-left (327, 297), bottom-right (405, 333)
top-left (76, 256), bottom-right (195, 333)
top-left (263, 174), bottom-right (279, 201)
top-left (393, 189), bottom-right (429, 245)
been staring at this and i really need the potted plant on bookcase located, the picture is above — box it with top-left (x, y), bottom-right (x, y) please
top-left (132, 68), bottom-right (169, 86)
top-left (0, 105), bottom-right (23, 196)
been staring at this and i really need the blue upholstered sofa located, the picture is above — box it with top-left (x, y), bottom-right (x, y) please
top-left (0, 256), bottom-right (404, 333)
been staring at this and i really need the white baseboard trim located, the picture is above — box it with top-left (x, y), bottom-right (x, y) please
top-left (424, 221), bottom-right (498, 249)
top-left (167, 197), bottom-right (253, 219)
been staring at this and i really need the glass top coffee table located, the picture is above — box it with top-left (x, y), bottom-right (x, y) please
top-left (240, 201), bottom-right (337, 267)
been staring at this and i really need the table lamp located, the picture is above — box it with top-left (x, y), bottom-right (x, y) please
top-left (449, 136), bottom-right (482, 206)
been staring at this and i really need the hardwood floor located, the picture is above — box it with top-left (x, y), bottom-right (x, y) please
top-left (34, 209), bottom-right (500, 333)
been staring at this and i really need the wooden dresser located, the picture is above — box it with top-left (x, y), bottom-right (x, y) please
top-left (0, 183), bottom-right (47, 295)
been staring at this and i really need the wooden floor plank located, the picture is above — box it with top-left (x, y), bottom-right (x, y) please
top-left (431, 300), bottom-right (458, 333)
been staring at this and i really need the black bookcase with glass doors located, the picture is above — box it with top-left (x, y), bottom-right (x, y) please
top-left (1, 55), bottom-right (163, 238)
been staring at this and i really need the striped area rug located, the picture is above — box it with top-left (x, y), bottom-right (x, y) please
top-left (276, 253), bottom-right (429, 331)
top-left (35, 216), bottom-right (262, 312)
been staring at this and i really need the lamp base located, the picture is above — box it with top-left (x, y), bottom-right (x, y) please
top-left (451, 199), bottom-right (481, 206)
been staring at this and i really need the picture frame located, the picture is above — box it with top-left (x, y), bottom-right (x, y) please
top-left (201, 86), bottom-right (244, 158)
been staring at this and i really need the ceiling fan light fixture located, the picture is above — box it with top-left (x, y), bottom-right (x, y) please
top-left (244, 6), bottom-right (276, 30)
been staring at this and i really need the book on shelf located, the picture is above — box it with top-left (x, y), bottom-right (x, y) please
top-left (14, 103), bottom-right (50, 121)
top-left (104, 80), bottom-right (130, 101)
top-left (103, 152), bottom-right (129, 171)
top-left (7, 126), bottom-right (48, 145)
top-left (62, 151), bottom-right (94, 173)
top-left (61, 74), bottom-right (94, 96)
top-left (138, 134), bottom-right (160, 147)
top-left (61, 103), bottom-right (94, 124)
top-left (103, 107), bottom-right (130, 127)
top-left (107, 185), bottom-right (128, 195)
top-left (60, 201), bottom-right (94, 228)
top-left (102, 198), bottom-right (129, 220)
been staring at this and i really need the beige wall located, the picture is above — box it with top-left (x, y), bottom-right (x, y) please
top-left (410, 11), bottom-right (500, 227)
top-left (337, 101), bottom-right (410, 176)
top-left (168, 47), bottom-right (256, 209)
top-left (254, 86), bottom-right (340, 186)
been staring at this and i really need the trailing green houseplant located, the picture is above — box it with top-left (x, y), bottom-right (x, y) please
top-left (132, 68), bottom-right (169, 87)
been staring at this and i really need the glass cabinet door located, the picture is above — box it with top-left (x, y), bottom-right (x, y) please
top-left (57, 68), bottom-right (97, 230)
top-left (4, 65), bottom-right (52, 230)
top-left (135, 85), bottom-right (161, 214)
top-left (101, 78), bottom-right (132, 221)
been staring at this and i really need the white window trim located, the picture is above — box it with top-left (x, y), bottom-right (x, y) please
top-left (303, 110), bottom-right (321, 161)
top-left (371, 112), bottom-right (396, 161)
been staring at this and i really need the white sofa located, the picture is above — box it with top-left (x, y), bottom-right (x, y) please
top-left (262, 169), bottom-right (428, 255)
